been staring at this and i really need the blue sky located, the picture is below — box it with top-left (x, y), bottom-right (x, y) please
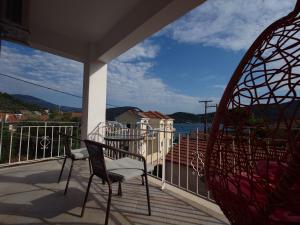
top-left (0, 0), bottom-right (296, 114)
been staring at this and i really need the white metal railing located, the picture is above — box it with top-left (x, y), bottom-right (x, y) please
top-left (0, 119), bottom-right (291, 204)
top-left (0, 121), bottom-right (80, 166)
top-left (95, 124), bottom-right (288, 201)
top-left (90, 123), bottom-right (213, 201)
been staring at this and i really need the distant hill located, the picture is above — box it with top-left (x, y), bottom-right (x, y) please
top-left (0, 92), bottom-right (44, 113)
top-left (168, 112), bottom-right (201, 123)
top-left (168, 112), bottom-right (215, 124)
top-left (169, 101), bottom-right (300, 124)
top-left (12, 94), bottom-right (82, 112)
top-left (106, 106), bottom-right (142, 121)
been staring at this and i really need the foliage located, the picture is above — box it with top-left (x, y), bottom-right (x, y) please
top-left (0, 92), bottom-right (44, 113)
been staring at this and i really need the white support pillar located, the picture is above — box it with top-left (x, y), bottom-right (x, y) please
top-left (81, 56), bottom-right (107, 141)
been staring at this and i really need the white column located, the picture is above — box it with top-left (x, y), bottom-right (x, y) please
top-left (81, 57), bottom-right (107, 141)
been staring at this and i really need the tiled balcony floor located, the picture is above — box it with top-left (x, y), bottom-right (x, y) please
top-left (0, 160), bottom-right (229, 225)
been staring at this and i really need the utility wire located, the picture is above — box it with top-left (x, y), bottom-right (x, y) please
top-left (0, 72), bottom-right (121, 108)
top-left (0, 72), bottom-right (82, 98)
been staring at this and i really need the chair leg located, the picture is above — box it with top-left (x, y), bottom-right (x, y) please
top-left (118, 181), bottom-right (122, 196)
top-left (105, 184), bottom-right (113, 225)
top-left (81, 174), bottom-right (94, 217)
top-left (141, 175), bottom-right (144, 186)
top-left (64, 160), bottom-right (74, 195)
top-left (58, 157), bottom-right (67, 183)
top-left (144, 172), bottom-right (151, 216)
top-left (88, 158), bottom-right (92, 174)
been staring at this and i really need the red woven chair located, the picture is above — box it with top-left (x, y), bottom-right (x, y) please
top-left (205, 1), bottom-right (300, 225)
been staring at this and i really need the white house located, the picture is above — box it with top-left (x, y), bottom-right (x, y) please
top-left (115, 109), bottom-right (175, 164)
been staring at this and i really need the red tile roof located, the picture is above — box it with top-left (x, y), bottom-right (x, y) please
top-left (166, 132), bottom-right (207, 169)
top-left (167, 133), bottom-right (288, 171)
top-left (5, 114), bottom-right (18, 123)
top-left (125, 110), bottom-right (173, 120)
top-left (142, 111), bottom-right (173, 120)
top-left (71, 112), bottom-right (82, 118)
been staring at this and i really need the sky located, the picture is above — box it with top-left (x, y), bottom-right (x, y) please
top-left (0, 0), bottom-right (297, 114)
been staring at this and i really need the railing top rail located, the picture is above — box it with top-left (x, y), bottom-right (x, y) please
top-left (4, 121), bottom-right (79, 125)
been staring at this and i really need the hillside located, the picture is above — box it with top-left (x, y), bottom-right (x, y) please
top-left (0, 92), bottom-right (44, 113)
top-left (12, 94), bottom-right (81, 112)
top-left (168, 112), bottom-right (215, 124)
top-left (168, 112), bottom-right (200, 123)
top-left (168, 101), bottom-right (300, 124)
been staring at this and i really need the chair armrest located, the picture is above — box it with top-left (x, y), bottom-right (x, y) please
top-left (102, 142), bottom-right (145, 160)
top-left (58, 132), bottom-right (83, 142)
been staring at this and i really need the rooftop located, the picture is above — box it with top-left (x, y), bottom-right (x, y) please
top-left (124, 110), bottom-right (173, 120)
top-left (141, 111), bottom-right (173, 120)
top-left (0, 160), bottom-right (229, 225)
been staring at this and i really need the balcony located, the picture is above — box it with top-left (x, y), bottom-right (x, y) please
top-left (0, 159), bottom-right (229, 225)
top-left (0, 1), bottom-right (229, 223)
top-left (0, 121), bottom-right (229, 224)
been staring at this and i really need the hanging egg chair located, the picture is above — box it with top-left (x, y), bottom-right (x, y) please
top-left (205, 1), bottom-right (300, 224)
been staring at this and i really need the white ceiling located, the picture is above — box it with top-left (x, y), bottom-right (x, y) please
top-left (29, 0), bottom-right (143, 44)
top-left (27, 0), bottom-right (204, 62)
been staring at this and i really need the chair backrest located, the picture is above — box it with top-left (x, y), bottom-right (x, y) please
top-left (84, 140), bottom-right (110, 182)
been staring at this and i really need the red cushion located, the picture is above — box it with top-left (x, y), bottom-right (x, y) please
top-left (213, 171), bottom-right (300, 224)
top-left (228, 173), bottom-right (268, 204)
top-left (270, 208), bottom-right (300, 223)
top-left (256, 160), bottom-right (287, 184)
top-left (269, 181), bottom-right (300, 223)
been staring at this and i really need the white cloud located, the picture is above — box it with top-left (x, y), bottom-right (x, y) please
top-left (212, 84), bottom-right (226, 90)
top-left (0, 42), bottom-right (83, 106)
top-left (117, 40), bottom-right (160, 62)
top-left (162, 0), bottom-right (296, 51)
top-left (108, 41), bottom-right (204, 113)
top-left (0, 41), bottom-right (205, 113)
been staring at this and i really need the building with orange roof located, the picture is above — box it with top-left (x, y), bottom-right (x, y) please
top-left (114, 109), bottom-right (175, 164)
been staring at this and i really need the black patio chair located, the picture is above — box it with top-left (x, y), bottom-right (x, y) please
top-left (81, 140), bottom-right (153, 225)
top-left (57, 133), bottom-right (91, 195)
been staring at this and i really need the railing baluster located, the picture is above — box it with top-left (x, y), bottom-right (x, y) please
top-left (178, 133), bottom-right (181, 187)
top-left (35, 127), bottom-right (39, 159)
top-left (64, 126), bottom-right (67, 155)
top-left (51, 126), bottom-right (54, 158)
top-left (171, 130), bottom-right (174, 184)
top-left (0, 119), bottom-right (3, 161)
top-left (196, 128), bottom-right (199, 195)
top-left (151, 130), bottom-right (154, 166)
top-left (157, 130), bottom-right (160, 179)
top-left (132, 128), bottom-right (135, 154)
top-left (18, 126), bottom-right (23, 162)
top-left (186, 134), bottom-right (189, 190)
top-left (161, 128), bottom-right (166, 189)
top-left (58, 127), bottom-right (61, 157)
top-left (70, 126), bottom-right (74, 149)
top-left (145, 128), bottom-right (148, 164)
top-left (9, 128), bottom-right (13, 164)
top-left (27, 127), bottom-right (30, 161)
top-left (43, 122), bottom-right (47, 159)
